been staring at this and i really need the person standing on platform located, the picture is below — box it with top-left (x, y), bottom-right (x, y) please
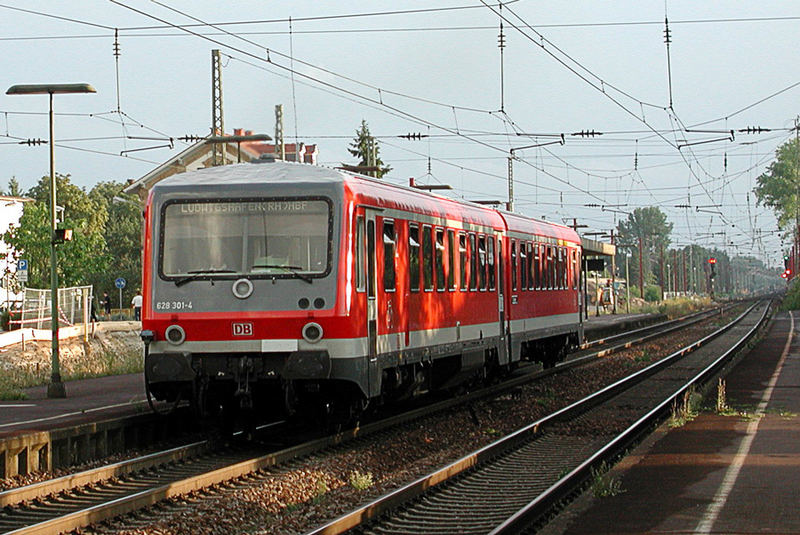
top-left (131, 290), bottom-right (143, 321)
top-left (101, 291), bottom-right (112, 319)
top-left (90, 294), bottom-right (98, 322)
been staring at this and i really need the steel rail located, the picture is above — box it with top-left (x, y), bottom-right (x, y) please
top-left (581, 303), bottom-right (726, 349)
top-left (0, 303), bottom-right (721, 509)
top-left (0, 303), bottom-right (747, 534)
top-left (303, 300), bottom-right (768, 535)
top-left (490, 300), bottom-right (770, 534)
top-left (0, 441), bottom-right (208, 508)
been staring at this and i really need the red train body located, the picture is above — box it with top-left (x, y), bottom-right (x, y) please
top-left (141, 160), bottom-right (583, 421)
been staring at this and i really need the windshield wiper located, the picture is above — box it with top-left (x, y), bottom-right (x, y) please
top-left (174, 269), bottom-right (236, 287)
top-left (251, 264), bottom-right (314, 284)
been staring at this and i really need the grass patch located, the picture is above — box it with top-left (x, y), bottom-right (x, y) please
top-left (0, 372), bottom-right (27, 400)
top-left (348, 470), bottom-right (374, 490)
top-left (669, 386), bottom-right (701, 428)
top-left (658, 296), bottom-right (713, 320)
top-left (0, 343), bottom-right (142, 400)
top-left (590, 461), bottom-right (624, 498)
top-left (311, 477), bottom-right (329, 504)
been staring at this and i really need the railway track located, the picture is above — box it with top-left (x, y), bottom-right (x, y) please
top-left (0, 303), bottom-right (749, 535)
top-left (306, 299), bottom-right (770, 535)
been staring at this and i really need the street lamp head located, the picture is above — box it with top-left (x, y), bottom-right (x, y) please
top-left (6, 83), bottom-right (96, 95)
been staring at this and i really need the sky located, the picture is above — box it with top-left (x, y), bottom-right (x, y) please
top-left (1, 1), bottom-right (798, 267)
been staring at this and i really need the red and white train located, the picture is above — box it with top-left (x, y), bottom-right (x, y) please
top-left (141, 159), bottom-right (583, 422)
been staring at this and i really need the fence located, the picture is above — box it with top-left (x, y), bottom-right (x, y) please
top-left (14, 286), bottom-right (93, 330)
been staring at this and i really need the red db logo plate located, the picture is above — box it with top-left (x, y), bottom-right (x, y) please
top-left (232, 322), bottom-right (254, 336)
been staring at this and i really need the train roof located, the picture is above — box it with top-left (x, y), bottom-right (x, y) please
top-left (152, 160), bottom-right (580, 244)
top-left (151, 159), bottom-right (342, 188)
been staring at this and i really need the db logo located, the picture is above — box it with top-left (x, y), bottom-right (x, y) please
top-left (232, 322), bottom-right (254, 336)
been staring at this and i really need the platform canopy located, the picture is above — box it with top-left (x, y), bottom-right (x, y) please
top-left (581, 237), bottom-right (615, 257)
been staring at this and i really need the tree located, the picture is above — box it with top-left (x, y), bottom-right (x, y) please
top-left (88, 182), bottom-right (142, 304)
top-left (348, 119), bottom-right (392, 178)
top-left (615, 207), bottom-right (673, 293)
top-left (3, 173), bottom-right (110, 289)
top-left (754, 137), bottom-right (800, 229)
top-left (4, 177), bottom-right (22, 197)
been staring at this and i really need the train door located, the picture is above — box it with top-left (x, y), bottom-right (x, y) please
top-left (365, 210), bottom-right (379, 397)
top-left (496, 232), bottom-right (510, 365)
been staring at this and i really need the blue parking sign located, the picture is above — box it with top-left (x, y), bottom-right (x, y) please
top-left (17, 259), bottom-right (28, 271)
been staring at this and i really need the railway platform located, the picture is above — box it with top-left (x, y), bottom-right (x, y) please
top-left (583, 311), bottom-right (665, 340)
top-left (0, 373), bottom-right (147, 438)
top-left (543, 309), bottom-right (800, 534)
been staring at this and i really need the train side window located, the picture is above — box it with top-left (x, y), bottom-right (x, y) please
top-left (423, 225), bottom-right (434, 291)
top-left (511, 240), bottom-right (518, 291)
top-left (356, 216), bottom-right (365, 292)
top-left (551, 246), bottom-right (557, 290)
top-left (519, 241), bottom-right (527, 291)
top-left (534, 243), bottom-right (540, 290)
top-left (448, 229), bottom-right (456, 291)
top-left (555, 246), bottom-right (561, 290)
top-left (573, 249), bottom-right (579, 290)
top-left (469, 233), bottom-right (478, 290)
top-left (478, 235), bottom-right (487, 290)
top-left (561, 247), bottom-right (567, 289)
top-left (547, 245), bottom-right (553, 290)
top-left (526, 242), bottom-right (534, 290)
top-left (383, 219), bottom-right (396, 292)
top-left (459, 232), bottom-right (468, 291)
top-left (488, 236), bottom-right (496, 291)
top-left (436, 228), bottom-right (446, 291)
top-left (409, 223), bottom-right (420, 292)
top-left (540, 244), bottom-right (546, 290)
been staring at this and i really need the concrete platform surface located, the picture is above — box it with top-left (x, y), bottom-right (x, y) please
top-left (544, 309), bottom-right (799, 535)
top-left (0, 373), bottom-right (147, 438)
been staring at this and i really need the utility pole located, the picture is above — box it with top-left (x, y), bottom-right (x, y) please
top-left (507, 155), bottom-right (514, 212)
top-left (211, 49), bottom-right (225, 166)
top-left (638, 234), bottom-right (644, 299)
top-left (498, 3), bottom-right (506, 112)
top-left (625, 252), bottom-right (631, 313)
top-left (610, 229), bottom-right (617, 314)
top-left (659, 243), bottom-right (665, 301)
top-left (275, 104), bottom-right (285, 160)
top-left (795, 116), bottom-right (799, 274)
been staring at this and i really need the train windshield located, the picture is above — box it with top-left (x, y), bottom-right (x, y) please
top-left (160, 198), bottom-right (331, 279)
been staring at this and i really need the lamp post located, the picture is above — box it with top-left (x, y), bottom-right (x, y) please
top-left (666, 263), bottom-right (671, 298)
top-left (6, 83), bottom-right (96, 398)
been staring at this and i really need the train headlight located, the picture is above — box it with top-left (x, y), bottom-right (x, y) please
top-left (232, 278), bottom-right (254, 299)
top-left (165, 324), bottom-right (186, 345)
top-left (302, 322), bottom-right (323, 343)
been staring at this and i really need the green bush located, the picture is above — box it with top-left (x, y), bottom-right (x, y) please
top-left (644, 285), bottom-right (662, 302)
top-left (0, 308), bottom-right (20, 331)
top-left (781, 281), bottom-right (800, 311)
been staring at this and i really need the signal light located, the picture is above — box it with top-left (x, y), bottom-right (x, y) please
top-left (708, 257), bottom-right (717, 264)
top-left (52, 228), bottom-right (73, 244)
top-left (782, 272), bottom-right (788, 279)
